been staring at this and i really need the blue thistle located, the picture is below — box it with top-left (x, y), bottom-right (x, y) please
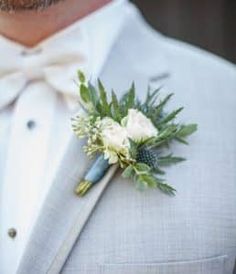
top-left (136, 147), bottom-right (158, 169)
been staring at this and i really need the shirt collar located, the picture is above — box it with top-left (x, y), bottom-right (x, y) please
top-left (0, 0), bottom-right (129, 79)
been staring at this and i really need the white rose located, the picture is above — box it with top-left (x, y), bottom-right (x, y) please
top-left (100, 117), bottom-right (130, 163)
top-left (122, 109), bottom-right (158, 142)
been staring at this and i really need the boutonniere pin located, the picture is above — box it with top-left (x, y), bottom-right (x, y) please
top-left (72, 71), bottom-right (197, 196)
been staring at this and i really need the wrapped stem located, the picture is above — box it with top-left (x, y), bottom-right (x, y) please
top-left (75, 155), bottom-right (110, 196)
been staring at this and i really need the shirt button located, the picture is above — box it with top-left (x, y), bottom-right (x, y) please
top-left (8, 228), bottom-right (17, 238)
top-left (26, 120), bottom-right (36, 130)
top-left (20, 47), bottom-right (42, 56)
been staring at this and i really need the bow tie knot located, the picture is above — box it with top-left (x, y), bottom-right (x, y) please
top-left (22, 65), bottom-right (45, 82)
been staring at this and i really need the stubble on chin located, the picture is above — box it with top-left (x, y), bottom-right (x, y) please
top-left (0, 0), bottom-right (64, 12)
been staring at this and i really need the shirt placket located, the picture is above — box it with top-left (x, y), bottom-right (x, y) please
top-left (0, 81), bottom-right (57, 273)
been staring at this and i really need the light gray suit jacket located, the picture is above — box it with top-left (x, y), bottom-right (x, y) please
top-left (16, 6), bottom-right (236, 274)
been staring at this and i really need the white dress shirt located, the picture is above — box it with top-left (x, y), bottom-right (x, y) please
top-left (0, 1), bottom-right (130, 273)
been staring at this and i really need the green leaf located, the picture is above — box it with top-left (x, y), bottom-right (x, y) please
top-left (157, 154), bottom-right (186, 166)
top-left (122, 165), bottom-right (135, 179)
top-left (96, 102), bottom-right (104, 115)
top-left (147, 124), bottom-right (178, 148)
top-left (153, 166), bottom-right (166, 175)
top-left (139, 174), bottom-right (157, 188)
top-left (154, 93), bottom-right (173, 117)
top-left (158, 107), bottom-right (184, 127)
top-left (175, 137), bottom-right (189, 145)
top-left (129, 139), bottom-right (138, 159)
top-left (111, 90), bottom-right (121, 121)
top-left (88, 83), bottom-right (99, 110)
top-left (78, 70), bottom-right (85, 83)
top-left (155, 179), bottom-right (176, 195)
top-left (134, 176), bottom-right (148, 191)
top-left (134, 163), bottom-right (151, 173)
top-left (120, 82), bottom-right (136, 116)
top-left (144, 87), bottom-right (160, 107)
top-left (80, 84), bottom-right (90, 103)
top-left (98, 79), bottom-right (110, 115)
top-left (126, 82), bottom-right (135, 109)
top-left (176, 124), bottom-right (198, 138)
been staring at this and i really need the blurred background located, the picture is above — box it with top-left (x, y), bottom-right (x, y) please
top-left (131, 0), bottom-right (236, 63)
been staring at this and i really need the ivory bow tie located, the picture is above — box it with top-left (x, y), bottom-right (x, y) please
top-left (0, 35), bottom-right (89, 110)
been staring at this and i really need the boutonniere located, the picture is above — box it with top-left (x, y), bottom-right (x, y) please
top-left (72, 71), bottom-right (197, 196)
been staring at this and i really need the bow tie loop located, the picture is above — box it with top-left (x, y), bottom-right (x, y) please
top-left (0, 73), bottom-right (28, 109)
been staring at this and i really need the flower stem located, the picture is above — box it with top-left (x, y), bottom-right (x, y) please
top-left (75, 180), bottom-right (92, 196)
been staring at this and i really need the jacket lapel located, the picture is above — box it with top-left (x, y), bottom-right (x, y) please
top-left (17, 10), bottom-right (170, 274)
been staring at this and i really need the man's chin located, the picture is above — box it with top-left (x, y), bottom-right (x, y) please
top-left (0, 0), bottom-right (63, 12)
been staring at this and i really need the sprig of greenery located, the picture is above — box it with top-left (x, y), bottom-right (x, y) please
top-left (122, 163), bottom-right (176, 195)
top-left (74, 71), bottom-right (197, 196)
top-left (77, 71), bottom-right (138, 122)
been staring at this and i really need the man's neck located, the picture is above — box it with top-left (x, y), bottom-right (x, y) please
top-left (0, 0), bottom-right (111, 47)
